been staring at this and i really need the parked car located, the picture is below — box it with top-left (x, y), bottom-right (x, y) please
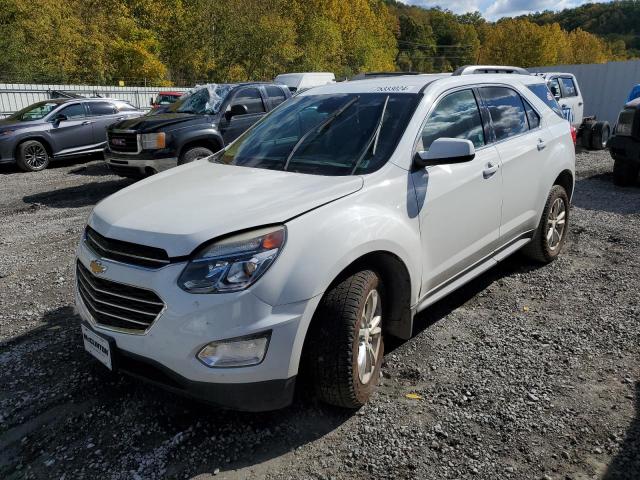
top-left (76, 71), bottom-right (575, 411)
top-left (150, 91), bottom-right (184, 110)
top-left (104, 82), bottom-right (291, 178)
top-left (608, 97), bottom-right (640, 186)
top-left (535, 72), bottom-right (609, 150)
top-left (0, 98), bottom-right (142, 172)
top-left (274, 72), bottom-right (335, 93)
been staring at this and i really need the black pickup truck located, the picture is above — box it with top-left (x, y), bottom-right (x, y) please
top-left (105, 82), bottom-right (291, 178)
top-left (609, 97), bottom-right (640, 186)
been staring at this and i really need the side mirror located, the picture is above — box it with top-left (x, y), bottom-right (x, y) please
top-left (414, 138), bottom-right (475, 168)
top-left (52, 113), bottom-right (68, 123)
top-left (225, 103), bottom-right (248, 121)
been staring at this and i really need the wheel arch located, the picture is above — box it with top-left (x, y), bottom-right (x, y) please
top-left (295, 249), bottom-right (414, 384)
top-left (304, 250), bottom-right (414, 347)
top-left (553, 169), bottom-right (574, 201)
top-left (177, 133), bottom-right (223, 160)
top-left (15, 136), bottom-right (54, 159)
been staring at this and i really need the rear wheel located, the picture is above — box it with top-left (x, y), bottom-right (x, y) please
top-left (16, 140), bottom-right (49, 172)
top-left (178, 146), bottom-right (214, 165)
top-left (589, 122), bottom-right (610, 150)
top-left (307, 270), bottom-right (384, 408)
top-left (613, 160), bottom-right (639, 187)
top-left (523, 185), bottom-right (570, 263)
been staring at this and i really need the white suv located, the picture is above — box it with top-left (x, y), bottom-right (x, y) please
top-left (76, 72), bottom-right (575, 411)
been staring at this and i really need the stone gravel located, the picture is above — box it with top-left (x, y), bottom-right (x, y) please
top-left (0, 150), bottom-right (638, 480)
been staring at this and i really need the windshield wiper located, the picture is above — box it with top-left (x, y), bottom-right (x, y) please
top-left (350, 95), bottom-right (389, 174)
top-left (283, 96), bottom-right (360, 171)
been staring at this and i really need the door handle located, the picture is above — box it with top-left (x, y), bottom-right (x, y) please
top-left (578, 102), bottom-right (583, 106)
top-left (81, 120), bottom-right (93, 125)
top-left (483, 162), bottom-right (499, 179)
top-left (537, 138), bottom-right (546, 151)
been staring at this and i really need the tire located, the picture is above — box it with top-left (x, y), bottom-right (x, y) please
top-left (16, 140), bottom-right (50, 172)
top-left (307, 270), bottom-right (384, 408)
top-left (178, 146), bottom-right (214, 165)
top-left (589, 121), bottom-right (610, 150)
top-left (523, 185), bottom-right (570, 263)
top-left (613, 160), bottom-right (639, 187)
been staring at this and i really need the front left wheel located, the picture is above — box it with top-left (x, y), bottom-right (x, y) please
top-left (307, 270), bottom-right (384, 408)
top-left (16, 140), bottom-right (50, 172)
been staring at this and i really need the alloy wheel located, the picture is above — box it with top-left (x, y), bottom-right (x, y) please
top-left (357, 289), bottom-right (382, 384)
top-left (546, 197), bottom-right (566, 251)
top-left (24, 144), bottom-right (48, 170)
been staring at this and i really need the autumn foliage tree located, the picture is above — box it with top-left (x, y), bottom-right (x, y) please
top-left (0, 0), bottom-right (629, 86)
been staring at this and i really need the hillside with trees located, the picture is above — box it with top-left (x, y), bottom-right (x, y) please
top-left (520, 0), bottom-right (640, 57)
top-left (0, 0), bottom-right (630, 86)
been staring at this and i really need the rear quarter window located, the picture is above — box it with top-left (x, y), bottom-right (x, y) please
top-left (527, 84), bottom-right (563, 118)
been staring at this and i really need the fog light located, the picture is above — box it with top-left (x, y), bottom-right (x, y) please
top-left (197, 332), bottom-right (271, 368)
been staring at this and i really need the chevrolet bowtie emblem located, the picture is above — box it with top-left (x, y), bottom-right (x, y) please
top-left (89, 259), bottom-right (107, 275)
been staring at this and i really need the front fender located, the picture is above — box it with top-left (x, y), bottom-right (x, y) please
top-left (251, 170), bottom-right (422, 308)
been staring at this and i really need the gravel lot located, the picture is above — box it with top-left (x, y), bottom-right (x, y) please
top-left (0, 150), bottom-right (638, 480)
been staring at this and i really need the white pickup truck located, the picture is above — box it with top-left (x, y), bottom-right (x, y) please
top-left (535, 72), bottom-right (610, 150)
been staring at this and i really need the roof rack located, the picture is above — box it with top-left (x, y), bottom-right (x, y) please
top-left (452, 65), bottom-right (530, 76)
top-left (351, 71), bottom-right (421, 81)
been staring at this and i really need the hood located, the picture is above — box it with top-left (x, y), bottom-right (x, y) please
top-left (109, 112), bottom-right (211, 133)
top-left (90, 161), bottom-right (363, 257)
top-left (0, 118), bottom-right (40, 131)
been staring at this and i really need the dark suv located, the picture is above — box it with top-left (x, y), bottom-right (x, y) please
top-left (0, 98), bottom-right (142, 172)
top-left (609, 97), bottom-right (640, 186)
top-left (105, 82), bottom-right (291, 177)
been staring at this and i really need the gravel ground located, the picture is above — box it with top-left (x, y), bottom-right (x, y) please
top-left (0, 150), bottom-right (638, 480)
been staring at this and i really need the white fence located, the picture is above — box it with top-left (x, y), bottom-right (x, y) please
top-left (0, 83), bottom-right (191, 118)
top-left (530, 60), bottom-right (640, 126)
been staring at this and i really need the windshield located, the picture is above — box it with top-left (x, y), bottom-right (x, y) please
top-left (165, 84), bottom-right (234, 115)
top-left (218, 93), bottom-right (419, 176)
top-left (8, 101), bottom-right (60, 121)
top-left (527, 84), bottom-right (563, 118)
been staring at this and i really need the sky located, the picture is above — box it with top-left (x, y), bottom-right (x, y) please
top-left (401, 0), bottom-right (610, 20)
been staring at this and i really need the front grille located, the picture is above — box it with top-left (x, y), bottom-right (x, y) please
top-left (108, 131), bottom-right (139, 153)
top-left (85, 227), bottom-right (170, 269)
top-left (76, 261), bottom-right (164, 333)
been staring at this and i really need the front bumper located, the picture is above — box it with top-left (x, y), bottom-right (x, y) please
top-left (75, 238), bottom-right (320, 411)
top-left (105, 149), bottom-right (178, 176)
top-left (609, 135), bottom-right (640, 166)
top-left (0, 138), bottom-right (16, 165)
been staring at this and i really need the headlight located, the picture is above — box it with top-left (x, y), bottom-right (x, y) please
top-left (615, 109), bottom-right (635, 137)
top-left (178, 226), bottom-right (286, 293)
top-left (140, 132), bottom-right (166, 149)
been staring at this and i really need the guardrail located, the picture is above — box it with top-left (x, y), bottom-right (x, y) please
top-left (0, 83), bottom-right (191, 118)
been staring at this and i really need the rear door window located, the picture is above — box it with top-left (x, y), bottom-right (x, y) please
top-left (87, 102), bottom-right (116, 116)
top-left (420, 89), bottom-right (485, 150)
top-left (232, 88), bottom-right (266, 115)
top-left (265, 86), bottom-right (287, 109)
top-left (480, 87), bottom-right (528, 141)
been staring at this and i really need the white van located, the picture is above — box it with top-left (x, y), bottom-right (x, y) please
top-left (274, 72), bottom-right (335, 93)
